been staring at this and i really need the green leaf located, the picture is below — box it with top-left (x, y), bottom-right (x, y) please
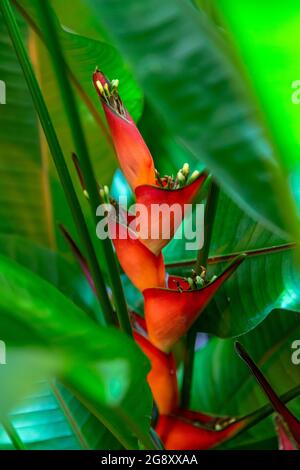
top-left (191, 309), bottom-right (300, 448)
top-left (0, 236), bottom-right (122, 450)
top-left (0, 254), bottom-right (153, 449)
top-left (0, 13), bottom-right (54, 245)
top-left (17, 0), bottom-right (143, 121)
top-left (52, 383), bottom-right (123, 449)
top-left (216, 0), bottom-right (300, 219)
top-left (164, 190), bottom-right (285, 265)
top-left (0, 381), bottom-right (80, 450)
top-left (0, 349), bottom-right (60, 421)
top-left (93, 0), bottom-right (295, 235)
top-left (0, 234), bottom-right (102, 321)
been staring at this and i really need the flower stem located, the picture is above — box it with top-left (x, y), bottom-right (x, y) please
top-left (34, 0), bottom-right (132, 337)
top-left (0, 0), bottom-right (113, 325)
top-left (181, 178), bottom-right (219, 407)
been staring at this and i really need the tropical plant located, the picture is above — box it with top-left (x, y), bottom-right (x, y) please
top-left (0, 0), bottom-right (299, 451)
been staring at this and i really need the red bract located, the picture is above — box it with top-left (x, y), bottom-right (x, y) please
top-left (133, 330), bottom-right (179, 414)
top-left (144, 255), bottom-right (246, 352)
top-left (156, 413), bottom-right (245, 450)
top-left (109, 219), bottom-right (166, 291)
top-left (135, 173), bottom-right (206, 256)
top-left (93, 70), bottom-right (155, 191)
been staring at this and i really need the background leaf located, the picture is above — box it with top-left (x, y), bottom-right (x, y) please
top-left (216, 0), bottom-right (300, 219)
top-left (93, 0), bottom-right (297, 236)
top-left (0, 13), bottom-right (54, 245)
top-left (191, 309), bottom-right (300, 448)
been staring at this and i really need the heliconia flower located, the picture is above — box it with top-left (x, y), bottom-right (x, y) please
top-left (155, 411), bottom-right (245, 450)
top-left (132, 314), bottom-right (179, 414)
top-left (235, 342), bottom-right (300, 449)
top-left (144, 254), bottom-right (246, 352)
top-left (93, 70), bottom-right (207, 256)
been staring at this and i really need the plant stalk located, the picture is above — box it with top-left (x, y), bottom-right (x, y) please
top-left (181, 178), bottom-right (219, 407)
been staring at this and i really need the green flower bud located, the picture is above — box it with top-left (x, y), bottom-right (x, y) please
top-left (195, 275), bottom-right (204, 287)
top-left (187, 277), bottom-right (194, 289)
top-left (176, 171), bottom-right (186, 186)
top-left (188, 170), bottom-right (200, 184)
top-left (99, 188), bottom-right (105, 201)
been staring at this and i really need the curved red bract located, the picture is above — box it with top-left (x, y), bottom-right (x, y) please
top-left (134, 331), bottom-right (179, 414)
top-left (156, 414), bottom-right (244, 450)
top-left (93, 70), bottom-right (156, 191)
top-left (110, 220), bottom-right (166, 291)
top-left (135, 172), bottom-right (207, 256)
top-left (144, 255), bottom-right (246, 352)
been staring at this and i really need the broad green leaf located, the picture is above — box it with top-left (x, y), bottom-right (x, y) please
top-left (194, 248), bottom-right (299, 337)
top-left (0, 349), bottom-right (60, 420)
top-left (191, 310), bottom-right (300, 448)
top-left (0, 14), bottom-right (54, 245)
top-left (0, 254), bottom-right (153, 449)
top-left (216, 0), bottom-right (300, 218)
top-left (164, 190), bottom-right (285, 265)
top-left (94, 0), bottom-right (296, 235)
top-left (0, 234), bottom-right (102, 321)
top-left (0, 381), bottom-right (80, 450)
top-left (53, 383), bottom-right (122, 449)
top-left (0, 236), bottom-right (122, 449)
top-left (17, 0), bottom-right (143, 121)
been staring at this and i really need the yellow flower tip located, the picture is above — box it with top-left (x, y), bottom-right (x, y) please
top-left (83, 189), bottom-right (89, 200)
top-left (104, 185), bottom-right (109, 196)
top-left (96, 80), bottom-right (104, 95)
top-left (176, 171), bottom-right (185, 183)
top-left (182, 163), bottom-right (190, 177)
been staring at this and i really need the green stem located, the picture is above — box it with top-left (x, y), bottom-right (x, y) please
top-left (0, 0), bottom-right (113, 324)
top-left (35, 0), bottom-right (132, 337)
top-left (195, 178), bottom-right (220, 271)
top-left (2, 418), bottom-right (26, 450)
top-left (181, 178), bottom-right (219, 408)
